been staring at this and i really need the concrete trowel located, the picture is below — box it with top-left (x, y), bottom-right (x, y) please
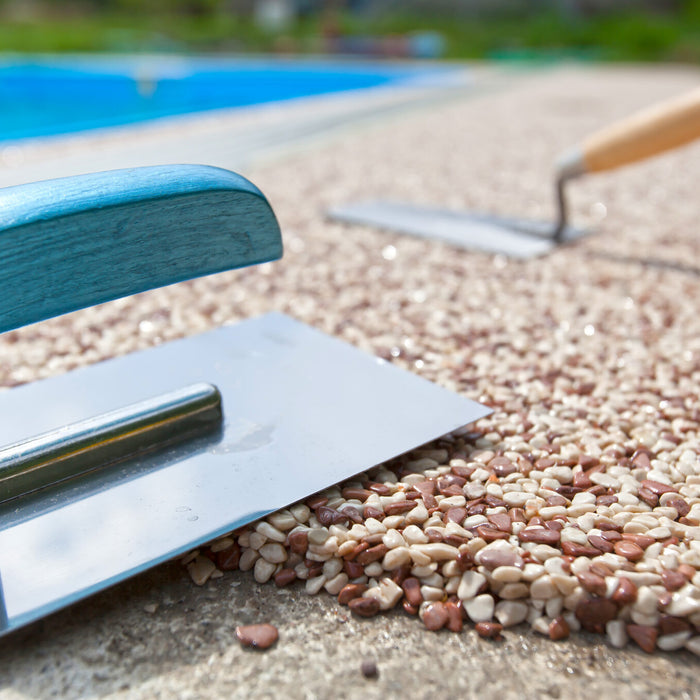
top-left (0, 165), bottom-right (490, 636)
top-left (330, 86), bottom-right (700, 258)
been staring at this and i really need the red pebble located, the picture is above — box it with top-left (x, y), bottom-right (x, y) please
top-left (422, 602), bottom-right (449, 631)
top-left (445, 601), bottom-right (463, 633)
top-left (401, 577), bottom-right (423, 607)
top-left (215, 543), bottom-right (241, 571)
top-left (627, 624), bottom-right (657, 653)
top-left (273, 568), bottom-right (297, 587)
top-left (549, 616), bottom-right (570, 641)
top-left (475, 621), bottom-right (503, 640)
top-left (348, 597), bottom-right (380, 617)
top-left (575, 598), bottom-right (618, 633)
top-left (661, 569), bottom-right (688, 592)
top-left (338, 583), bottom-right (368, 605)
top-left (235, 623), bottom-right (278, 650)
top-left (614, 541), bottom-right (644, 561)
top-left (612, 577), bottom-right (638, 606)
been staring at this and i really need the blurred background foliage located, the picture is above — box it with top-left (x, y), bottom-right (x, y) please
top-left (0, 0), bottom-right (698, 62)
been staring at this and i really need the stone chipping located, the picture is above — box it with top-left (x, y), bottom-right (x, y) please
top-left (2, 63), bottom-right (700, 668)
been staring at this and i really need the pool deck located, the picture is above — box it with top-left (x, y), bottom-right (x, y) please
top-left (1, 62), bottom-right (700, 699)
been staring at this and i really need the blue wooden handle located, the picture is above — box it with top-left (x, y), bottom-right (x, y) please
top-left (0, 165), bottom-right (283, 333)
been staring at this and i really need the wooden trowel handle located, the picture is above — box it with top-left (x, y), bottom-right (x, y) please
top-left (557, 86), bottom-right (700, 179)
top-left (0, 165), bottom-right (282, 334)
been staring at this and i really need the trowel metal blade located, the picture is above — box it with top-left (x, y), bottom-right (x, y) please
top-left (0, 312), bottom-right (489, 636)
top-left (329, 201), bottom-right (589, 259)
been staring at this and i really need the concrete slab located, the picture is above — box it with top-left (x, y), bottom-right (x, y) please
top-left (1, 565), bottom-right (697, 699)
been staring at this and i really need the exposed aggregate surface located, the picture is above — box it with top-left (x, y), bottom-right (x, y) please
top-left (1, 63), bottom-right (700, 698)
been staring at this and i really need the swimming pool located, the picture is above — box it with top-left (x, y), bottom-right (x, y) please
top-left (0, 55), bottom-right (454, 143)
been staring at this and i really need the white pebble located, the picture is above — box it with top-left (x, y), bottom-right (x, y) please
top-left (666, 591), bottom-right (700, 616)
top-left (686, 636), bottom-right (700, 656)
top-left (324, 572), bottom-right (349, 595)
top-left (531, 616), bottom-right (551, 635)
top-left (307, 528), bottom-right (329, 546)
top-left (322, 558), bottom-right (344, 579)
top-left (545, 597), bottom-right (563, 618)
top-left (420, 585), bottom-right (445, 602)
top-left (530, 575), bottom-right (558, 600)
top-left (645, 526), bottom-right (672, 539)
top-left (405, 502), bottom-right (429, 524)
top-left (464, 594), bottom-right (495, 622)
top-left (551, 574), bottom-right (578, 596)
top-left (305, 574), bottom-right (326, 595)
top-left (563, 611), bottom-right (580, 632)
top-left (458, 571), bottom-right (487, 600)
top-left (503, 491), bottom-right (530, 507)
top-left (382, 528), bottom-right (407, 549)
top-left (634, 586), bottom-right (659, 616)
top-left (560, 528), bottom-right (589, 546)
top-left (403, 524), bottom-right (429, 544)
top-left (266, 510), bottom-right (297, 532)
top-left (410, 543), bottom-right (460, 560)
top-left (606, 620), bottom-right (628, 648)
top-left (531, 544), bottom-right (561, 561)
top-left (442, 560), bottom-right (462, 578)
top-left (408, 548), bottom-right (433, 567)
top-left (438, 495), bottom-right (466, 510)
top-left (382, 515), bottom-right (405, 530)
top-left (253, 557), bottom-right (277, 583)
top-left (572, 491), bottom-right (596, 505)
top-left (365, 578), bottom-right (404, 610)
top-left (238, 548), bottom-right (259, 571)
top-left (543, 558), bottom-right (567, 576)
top-left (521, 563), bottom-right (546, 581)
top-left (630, 610), bottom-right (658, 626)
top-left (494, 600), bottom-right (529, 627)
top-left (365, 518), bottom-right (386, 535)
top-left (491, 566), bottom-right (523, 583)
top-left (290, 503), bottom-right (311, 523)
top-left (249, 531), bottom-right (267, 550)
top-left (657, 631), bottom-right (692, 651)
top-left (259, 542), bottom-right (287, 564)
top-left (364, 562), bottom-right (383, 578)
top-left (499, 583), bottom-right (529, 599)
top-left (383, 546), bottom-right (412, 570)
top-left (186, 555), bottom-right (216, 586)
top-left (539, 506), bottom-right (567, 519)
top-left (589, 472), bottom-right (620, 489)
top-left (209, 537), bottom-right (235, 553)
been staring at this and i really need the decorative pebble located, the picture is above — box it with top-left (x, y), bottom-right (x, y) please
top-left (348, 597), bottom-right (380, 617)
top-left (464, 594), bottom-right (495, 623)
top-left (235, 623), bottom-right (279, 650)
top-left (575, 598), bottom-right (618, 633)
top-left (186, 555), bottom-right (216, 586)
top-left (494, 601), bottom-right (529, 627)
top-left (360, 659), bottom-right (379, 679)
top-left (475, 621), bottom-right (503, 640)
top-left (422, 601), bottom-right (449, 630)
top-left (627, 624), bottom-right (658, 654)
top-left (549, 616), bottom-right (570, 641)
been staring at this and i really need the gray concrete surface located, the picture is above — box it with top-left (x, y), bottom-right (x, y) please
top-left (0, 562), bottom-right (697, 699)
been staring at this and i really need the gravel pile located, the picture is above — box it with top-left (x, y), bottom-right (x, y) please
top-left (2, 64), bottom-right (700, 658)
top-left (185, 425), bottom-right (700, 654)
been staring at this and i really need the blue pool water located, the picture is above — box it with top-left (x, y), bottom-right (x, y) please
top-left (0, 56), bottom-right (451, 142)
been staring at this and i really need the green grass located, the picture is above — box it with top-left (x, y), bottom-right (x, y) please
top-left (0, 8), bottom-right (698, 63)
